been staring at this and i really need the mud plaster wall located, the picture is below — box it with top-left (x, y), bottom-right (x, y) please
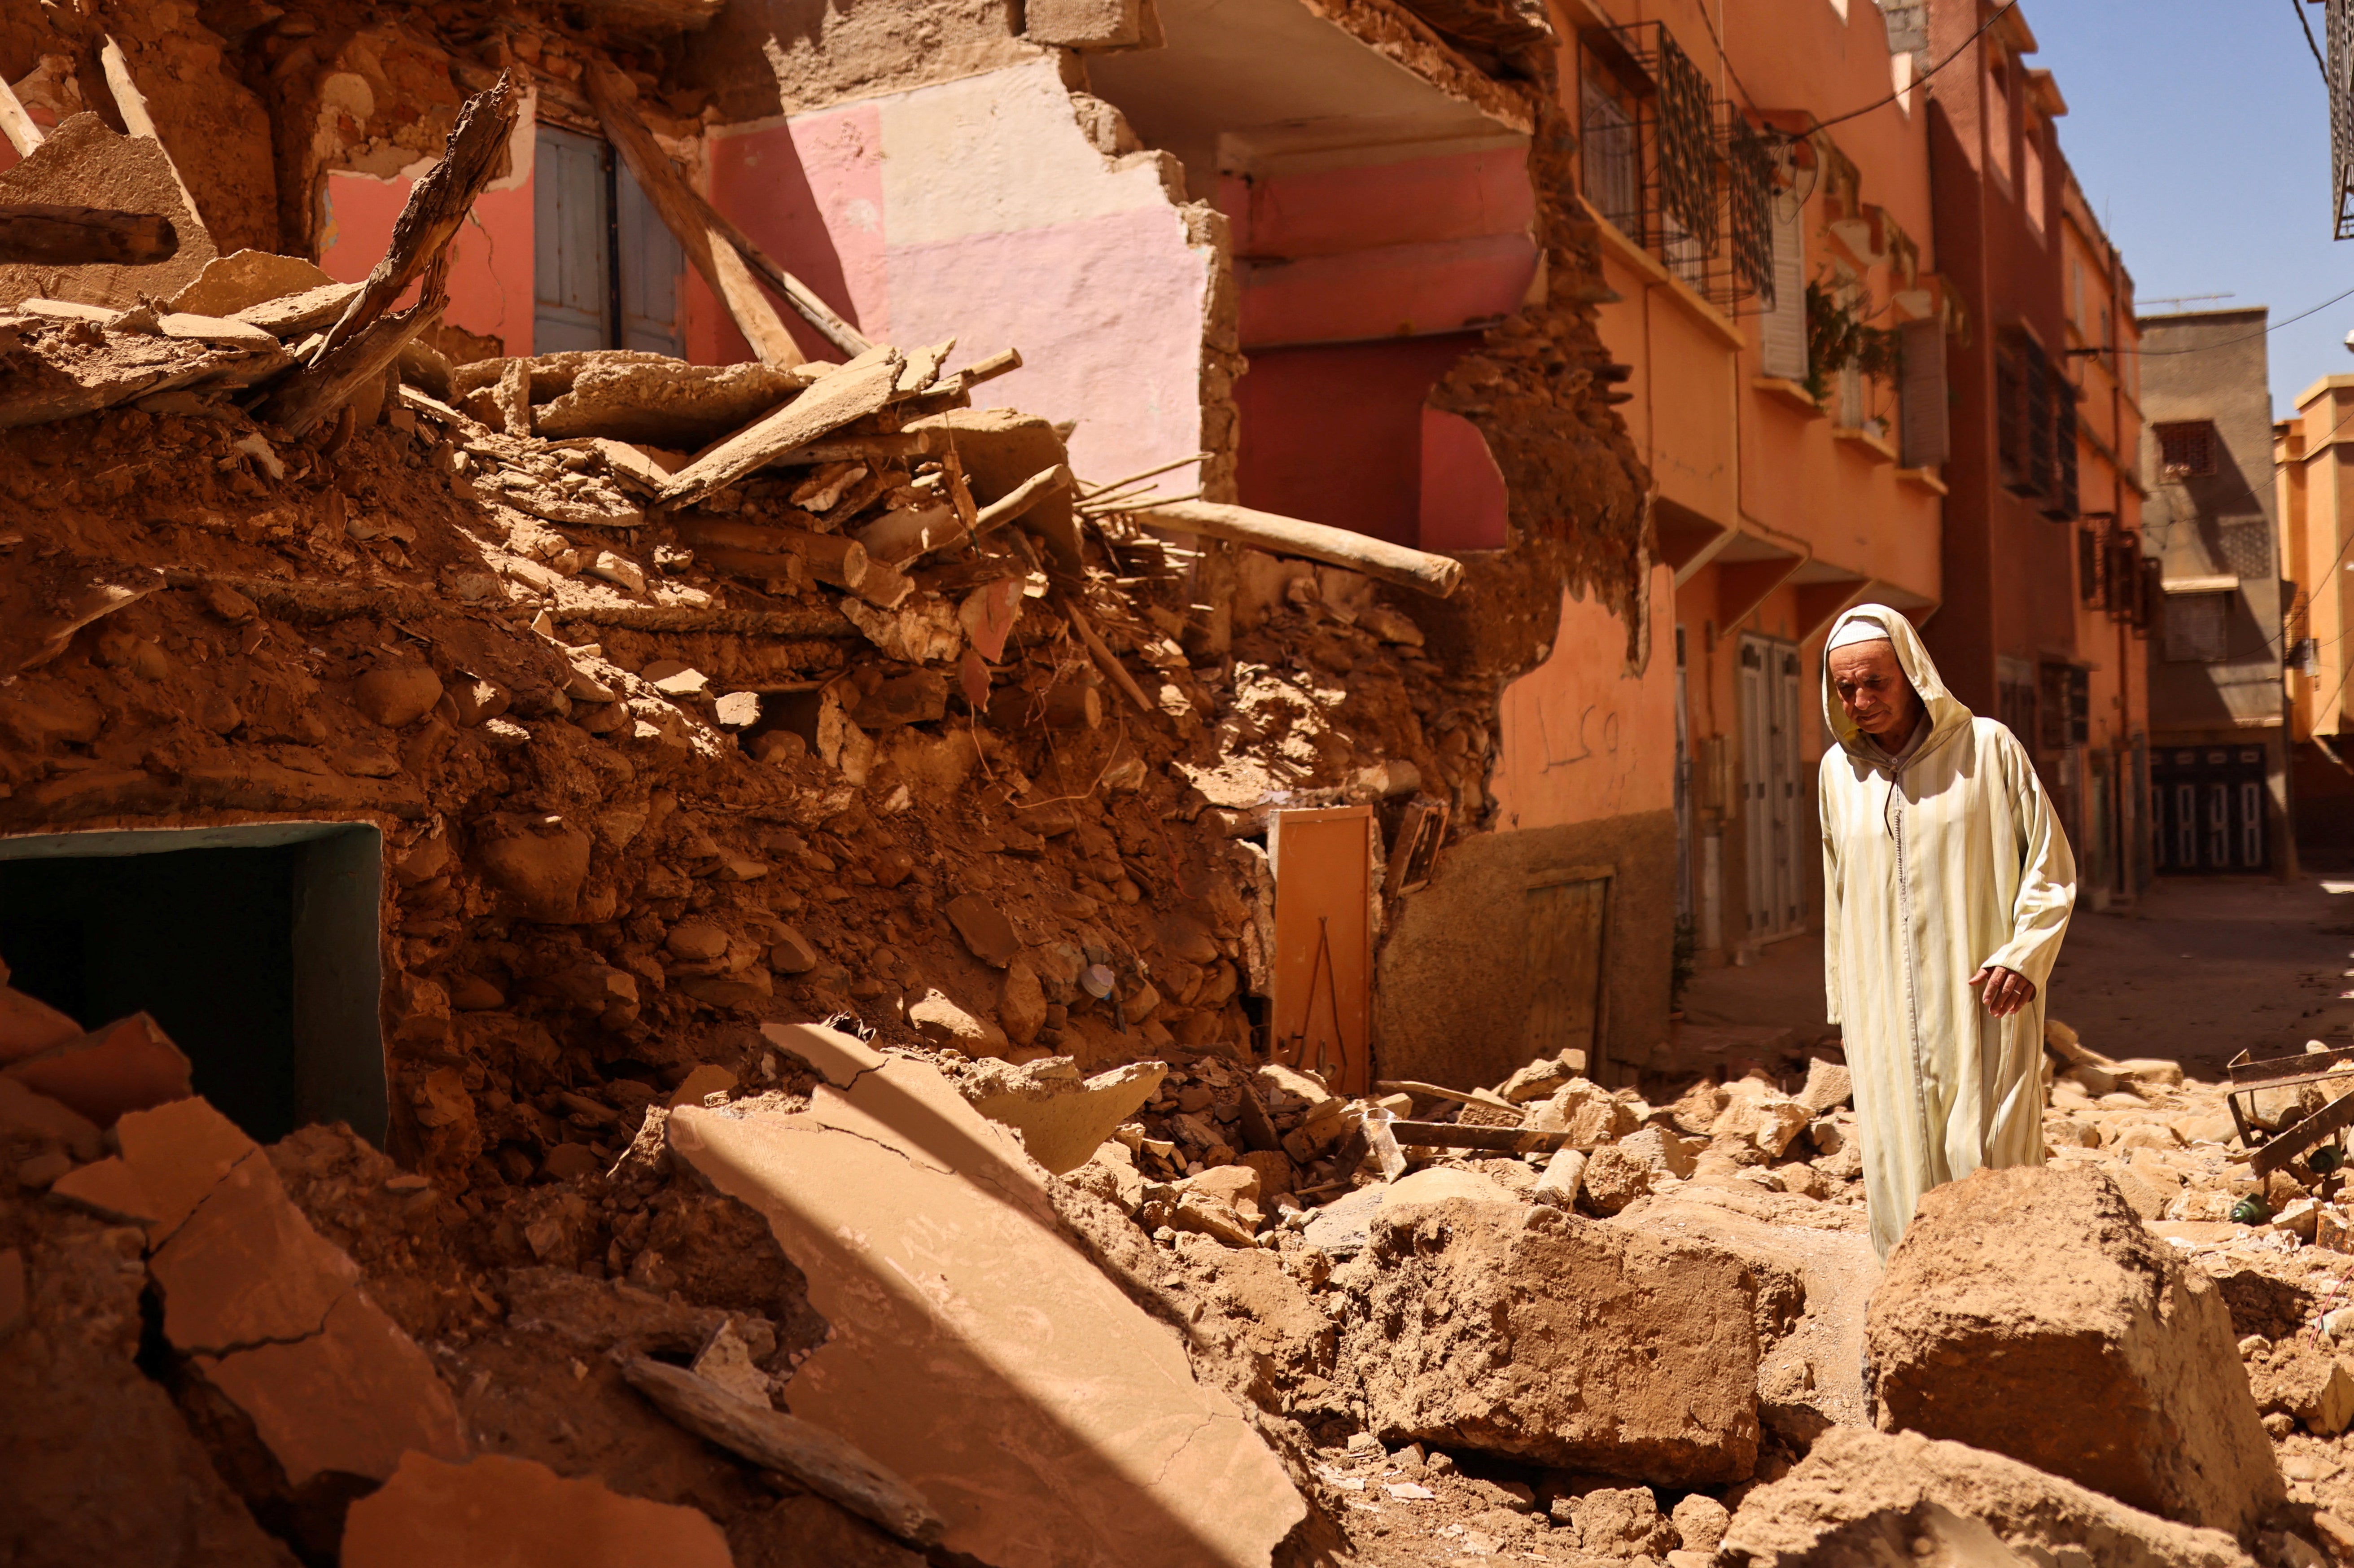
top-left (675, 0), bottom-right (1035, 124)
top-left (1374, 807), bottom-right (1676, 1089)
top-left (694, 58), bottom-right (1218, 487)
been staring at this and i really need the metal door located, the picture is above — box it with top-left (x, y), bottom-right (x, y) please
top-left (1523, 872), bottom-right (1610, 1065)
top-left (2150, 746), bottom-right (2269, 874)
top-left (1740, 635), bottom-right (1803, 938)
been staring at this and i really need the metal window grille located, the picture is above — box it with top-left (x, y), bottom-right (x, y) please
top-left (2329, 0), bottom-right (2354, 237)
top-left (2045, 395), bottom-right (2078, 520)
top-left (2025, 338), bottom-right (2056, 499)
top-left (1583, 25), bottom-right (1769, 312)
top-left (2077, 520), bottom-right (2103, 606)
top-left (1581, 62), bottom-right (1641, 234)
top-left (2155, 421), bottom-right (2215, 478)
top-left (1725, 114), bottom-right (1775, 307)
top-left (2162, 591), bottom-right (2230, 664)
top-left (1652, 29), bottom-right (1715, 247)
top-left (2217, 517), bottom-right (2272, 580)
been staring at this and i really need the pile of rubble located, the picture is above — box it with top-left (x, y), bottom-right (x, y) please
top-left (20, 930), bottom-right (2354, 1568)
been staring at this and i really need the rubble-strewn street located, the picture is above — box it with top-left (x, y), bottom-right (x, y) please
top-left (1, 0), bottom-right (2350, 1564)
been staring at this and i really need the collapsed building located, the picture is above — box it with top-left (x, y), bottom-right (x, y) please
top-left (0, 2), bottom-right (2347, 1568)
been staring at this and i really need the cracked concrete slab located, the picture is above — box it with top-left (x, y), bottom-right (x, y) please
top-left (671, 1023), bottom-right (1305, 1568)
top-left (129, 1095), bottom-right (465, 1485)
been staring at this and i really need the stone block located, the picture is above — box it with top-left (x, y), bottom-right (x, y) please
top-left (0, 1074), bottom-right (101, 1163)
top-left (961, 1056), bottom-right (1165, 1175)
top-left (1719, 1428), bottom-right (2257, 1568)
top-left (0, 980), bottom-right (80, 1063)
top-left (342, 1452), bottom-right (731, 1568)
top-left (1, 1012), bottom-right (191, 1127)
top-left (1338, 1188), bottom-right (1759, 1482)
top-left (1865, 1165), bottom-right (2283, 1534)
top-left (1524, 1078), bottom-right (1636, 1148)
top-left (1024, 0), bottom-right (1147, 47)
top-left (944, 895), bottom-right (1021, 968)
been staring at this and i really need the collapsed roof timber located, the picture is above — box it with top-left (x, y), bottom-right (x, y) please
top-left (0, 2), bottom-right (2333, 1568)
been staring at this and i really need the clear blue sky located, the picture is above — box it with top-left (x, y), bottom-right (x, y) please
top-left (2028, 0), bottom-right (2345, 415)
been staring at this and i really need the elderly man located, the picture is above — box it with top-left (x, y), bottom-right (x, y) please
top-left (1819, 606), bottom-right (2076, 1258)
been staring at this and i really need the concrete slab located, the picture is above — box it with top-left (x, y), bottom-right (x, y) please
top-left (668, 1025), bottom-right (1304, 1568)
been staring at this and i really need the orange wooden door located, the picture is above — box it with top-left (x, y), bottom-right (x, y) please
top-left (1269, 806), bottom-right (1373, 1095)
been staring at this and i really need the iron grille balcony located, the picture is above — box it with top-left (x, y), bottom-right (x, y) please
top-left (1577, 22), bottom-right (1773, 311)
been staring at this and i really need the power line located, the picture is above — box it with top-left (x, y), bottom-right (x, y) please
top-left (2064, 283), bottom-right (2354, 359)
top-left (1809, 0), bottom-right (2019, 133)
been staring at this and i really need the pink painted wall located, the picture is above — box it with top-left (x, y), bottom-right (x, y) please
top-left (1222, 147), bottom-right (1538, 350)
top-left (1490, 566), bottom-right (1679, 831)
top-left (699, 102), bottom-right (885, 366)
top-left (1236, 334), bottom-right (1483, 547)
top-left (320, 171), bottom-right (534, 355)
top-left (1418, 409), bottom-right (1508, 552)
top-left (696, 61), bottom-right (1213, 486)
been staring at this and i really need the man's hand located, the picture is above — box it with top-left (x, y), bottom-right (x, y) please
top-left (1969, 965), bottom-right (2036, 1018)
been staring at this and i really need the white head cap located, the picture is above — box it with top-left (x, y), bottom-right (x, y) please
top-left (1825, 616), bottom-right (1894, 652)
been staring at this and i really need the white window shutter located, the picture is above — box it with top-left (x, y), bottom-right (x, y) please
top-left (1899, 316), bottom-right (1950, 468)
top-left (1758, 200), bottom-right (1807, 380)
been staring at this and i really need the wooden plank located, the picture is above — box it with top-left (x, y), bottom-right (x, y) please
top-left (659, 344), bottom-right (902, 505)
top-left (98, 36), bottom-right (208, 249)
top-left (584, 58), bottom-right (818, 367)
top-left (2251, 1090), bottom-right (2354, 1179)
top-left (0, 74), bottom-right (43, 158)
top-left (1136, 498), bottom-right (1463, 599)
top-left (620, 1357), bottom-right (945, 1547)
top-left (313, 72), bottom-right (519, 361)
top-left (0, 202), bottom-right (175, 265)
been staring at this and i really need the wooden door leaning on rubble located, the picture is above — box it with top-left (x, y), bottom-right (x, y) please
top-left (1269, 806), bottom-right (1374, 1097)
top-left (1523, 872), bottom-right (1610, 1073)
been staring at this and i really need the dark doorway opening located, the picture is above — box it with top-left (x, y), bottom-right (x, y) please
top-left (0, 824), bottom-right (385, 1144)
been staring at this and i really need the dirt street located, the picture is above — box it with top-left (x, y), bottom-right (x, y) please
top-left (1683, 876), bottom-right (2354, 1080)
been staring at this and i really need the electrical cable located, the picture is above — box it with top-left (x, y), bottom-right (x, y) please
top-left (1807, 0), bottom-right (2018, 132)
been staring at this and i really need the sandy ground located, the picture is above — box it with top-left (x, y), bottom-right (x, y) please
top-left (1680, 876), bottom-right (2354, 1081)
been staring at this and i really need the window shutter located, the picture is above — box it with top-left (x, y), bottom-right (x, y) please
top-left (1898, 317), bottom-right (1948, 467)
top-left (1759, 201), bottom-right (1807, 380)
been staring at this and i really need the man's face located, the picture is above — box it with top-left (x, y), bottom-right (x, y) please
top-left (1829, 639), bottom-right (1922, 746)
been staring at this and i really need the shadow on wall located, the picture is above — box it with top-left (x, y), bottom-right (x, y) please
top-left (705, 109), bottom-right (870, 366)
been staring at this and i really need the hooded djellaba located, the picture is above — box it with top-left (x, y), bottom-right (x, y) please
top-left (1819, 605), bottom-right (2076, 1259)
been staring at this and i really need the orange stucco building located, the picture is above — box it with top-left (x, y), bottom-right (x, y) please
top-left (1554, 0), bottom-right (1947, 965)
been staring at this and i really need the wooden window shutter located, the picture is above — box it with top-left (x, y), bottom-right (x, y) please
top-left (1758, 201), bottom-right (1807, 381)
top-left (1898, 317), bottom-right (1949, 467)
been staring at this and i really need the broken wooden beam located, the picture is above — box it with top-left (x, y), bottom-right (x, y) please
top-left (97, 36), bottom-right (207, 249)
top-left (1135, 499), bottom-right (1464, 599)
top-left (0, 202), bottom-right (172, 265)
top-left (0, 74), bottom-right (42, 158)
top-left (973, 463), bottom-right (1072, 535)
top-left (1057, 597), bottom-right (1155, 715)
top-left (620, 1356), bottom-right (945, 1547)
top-left (314, 73), bottom-right (518, 362)
top-left (660, 343), bottom-right (902, 505)
top-left (677, 519), bottom-right (868, 591)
